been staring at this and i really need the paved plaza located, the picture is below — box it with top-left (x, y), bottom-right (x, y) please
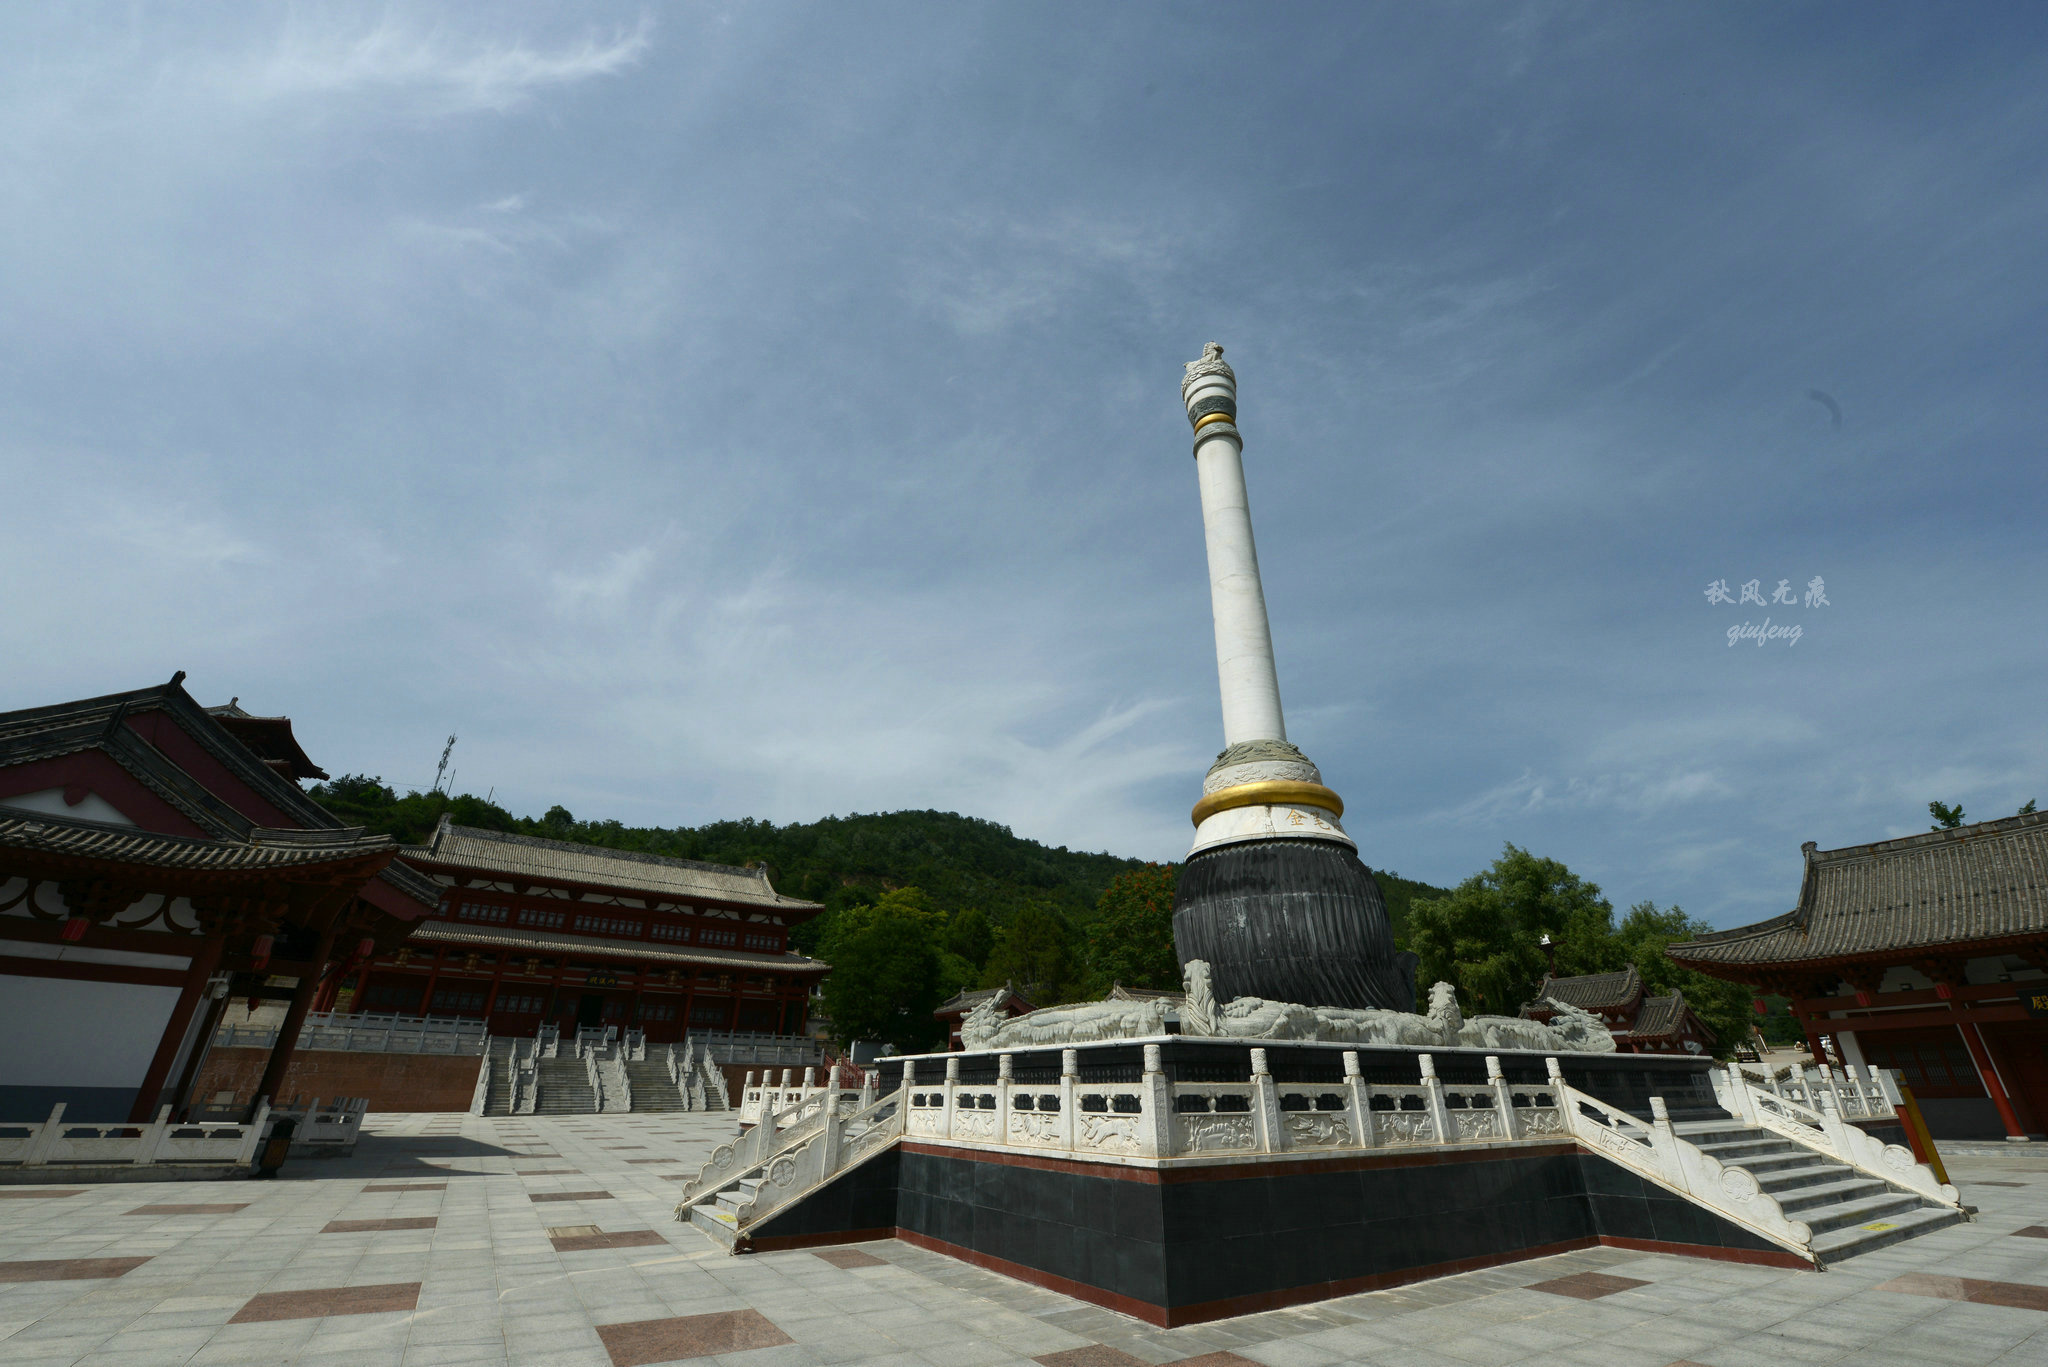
top-left (2, 1113), bottom-right (2045, 1367)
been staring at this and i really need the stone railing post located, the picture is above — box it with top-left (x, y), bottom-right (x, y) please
top-left (943, 1056), bottom-right (960, 1140)
top-left (1486, 1056), bottom-right (1520, 1140)
top-left (1059, 1049), bottom-right (1078, 1150)
top-left (1344, 1051), bottom-right (1376, 1149)
top-left (997, 1054), bottom-right (1014, 1150)
top-left (1418, 1054), bottom-right (1452, 1145)
top-left (860, 1070), bottom-right (877, 1110)
top-left (820, 1069), bottom-right (843, 1173)
top-left (235, 1099), bottom-right (271, 1168)
top-left (135, 1105), bottom-right (173, 1166)
top-left (1250, 1048), bottom-right (1284, 1153)
top-left (1648, 1095), bottom-right (1674, 1138)
top-left (1140, 1044), bottom-right (1171, 1158)
top-left (22, 1103), bottom-right (65, 1167)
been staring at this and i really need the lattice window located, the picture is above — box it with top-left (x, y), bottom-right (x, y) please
top-left (456, 900), bottom-right (509, 925)
top-left (742, 932), bottom-right (780, 952)
top-left (688, 1002), bottom-right (731, 1026)
top-left (578, 914), bottom-right (643, 938)
top-left (700, 928), bottom-right (737, 948)
top-left (516, 908), bottom-right (566, 931)
top-left (430, 986), bottom-right (488, 1016)
top-left (638, 1003), bottom-right (677, 1022)
top-left (363, 980), bottom-right (423, 1012)
top-left (493, 993), bottom-right (544, 1015)
top-left (650, 923), bottom-right (691, 942)
top-left (1862, 1031), bottom-right (1988, 1099)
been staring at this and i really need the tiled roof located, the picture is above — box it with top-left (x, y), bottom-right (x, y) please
top-left (1628, 993), bottom-right (1690, 1041)
top-left (408, 919), bottom-right (830, 974)
top-left (1534, 967), bottom-right (1643, 1011)
top-left (1667, 810), bottom-right (2048, 970)
top-left (934, 982), bottom-right (1032, 1017)
top-left (404, 819), bottom-right (823, 914)
top-left (0, 675), bottom-right (344, 838)
top-left (0, 811), bottom-right (396, 875)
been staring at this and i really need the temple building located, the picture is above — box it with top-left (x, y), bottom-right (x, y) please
top-left (1667, 811), bottom-right (2048, 1141)
top-left (933, 982), bottom-right (1035, 1051)
top-left (1520, 967), bottom-right (1716, 1055)
top-left (342, 818), bottom-right (829, 1043)
top-left (0, 675), bottom-right (437, 1122)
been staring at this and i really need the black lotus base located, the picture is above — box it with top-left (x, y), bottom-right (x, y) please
top-left (1173, 837), bottom-right (1416, 1012)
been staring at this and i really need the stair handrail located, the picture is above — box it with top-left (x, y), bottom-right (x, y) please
top-left (674, 1080), bottom-right (907, 1229)
top-left (1718, 1062), bottom-right (1961, 1208)
top-left (702, 1050), bottom-right (730, 1109)
top-left (470, 1052), bottom-right (492, 1116)
top-left (583, 1048), bottom-right (603, 1109)
top-left (607, 1050), bottom-right (632, 1113)
top-left (673, 1075), bottom-right (886, 1207)
top-left (1548, 1060), bottom-right (1815, 1262)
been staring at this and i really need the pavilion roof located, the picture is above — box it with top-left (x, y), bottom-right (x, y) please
top-left (203, 701), bottom-right (329, 781)
top-left (1667, 810), bottom-right (2048, 973)
top-left (934, 982), bottom-right (1034, 1018)
top-left (0, 810), bottom-right (397, 877)
top-left (404, 818), bottom-right (824, 916)
top-left (1533, 967), bottom-right (1644, 1011)
top-left (407, 919), bottom-right (830, 974)
top-left (0, 673), bottom-right (345, 840)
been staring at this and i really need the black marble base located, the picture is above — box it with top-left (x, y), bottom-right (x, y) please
top-left (748, 1141), bottom-right (1799, 1323)
top-left (1173, 838), bottom-right (1415, 1012)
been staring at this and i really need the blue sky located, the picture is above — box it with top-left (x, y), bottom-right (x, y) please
top-left (5, 5), bottom-right (2043, 929)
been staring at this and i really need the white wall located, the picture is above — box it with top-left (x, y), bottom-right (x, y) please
top-left (0, 974), bottom-right (180, 1089)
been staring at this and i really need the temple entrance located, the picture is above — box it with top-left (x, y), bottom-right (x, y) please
top-left (576, 994), bottom-right (606, 1030)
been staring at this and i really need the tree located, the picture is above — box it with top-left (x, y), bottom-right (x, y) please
top-left (1086, 864), bottom-right (1180, 992)
top-left (2021, 799), bottom-right (2038, 816)
top-left (1612, 902), bottom-right (1756, 1058)
top-left (983, 905), bottom-right (1082, 1003)
top-left (1407, 844), bottom-right (1620, 1014)
top-left (945, 909), bottom-right (994, 970)
top-left (817, 895), bottom-right (943, 1051)
top-left (1929, 800), bottom-right (1966, 830)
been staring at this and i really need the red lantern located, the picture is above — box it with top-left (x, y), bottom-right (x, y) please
top-left (355, 937), bottom-right (375, 961)
top-left (59, 916), bottom-right (89, 942)
top-left (250, 934), bottom-right (274, 974)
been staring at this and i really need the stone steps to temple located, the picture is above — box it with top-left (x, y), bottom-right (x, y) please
top-left (687, 1201), bottom-right (739, 1250)
top-left (623, 1062), bottom-right (689, 1111)
top-left (534, 1059), bottom-right (598, 1115)
top-left (1671, 1117), bottom-right (1962, 1264)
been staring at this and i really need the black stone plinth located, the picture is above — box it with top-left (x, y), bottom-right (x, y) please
top-left (1173, 837), bottom-right (1416, 1012)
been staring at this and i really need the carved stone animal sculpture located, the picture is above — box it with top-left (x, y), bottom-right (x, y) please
top-left (959, 994), bottom-right (1004, 1051)
top-left (969, 997), bottom-right (1170, 1049)
top-left (1534, 997), bottom-right (1617, 1054)
top-left (1180, 960), bottom-right (1220, 1037)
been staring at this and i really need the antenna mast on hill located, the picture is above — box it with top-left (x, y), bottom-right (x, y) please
top-left (432, 734), bottom-right (458, 796)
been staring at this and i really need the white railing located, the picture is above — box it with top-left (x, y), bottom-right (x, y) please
top-left (470, 1054), bottom-right (493, 1116)
top-left (1553, 1069), bottom-right (1819, 1260)
top-left (685, 1029), bottom-right (824, 1068)
top-left (215, 1011), bottom-right (489, 1055)
top-left (537, 1022), bottom-right (559, 1059)
top-left (676, 1080), bottom-right (902, 1219)
top-left (698, 1049), bottom-right (730, 1110)
top-left (0, 1101), bottom-right (272, 1169)
top-left (275, 1097), bottom-right (368, 1153)
top-left (738, 1046), bottom-right (1566, 1167)
top-left (1734, 1060), bottom-right (1895, 1124)
top-left (600, 1051), bottom-right (632, 1113)
top-left (1716, 1062), bottom-right (1961, 1208)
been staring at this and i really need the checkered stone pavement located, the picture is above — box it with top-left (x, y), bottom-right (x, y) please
top-left (2, 1111), bottom-right (2046, 1366)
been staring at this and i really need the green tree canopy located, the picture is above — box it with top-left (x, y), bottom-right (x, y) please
top-left (816, 895), bottom-right (943, 1051)
top-left (1611, 901), bottom-right (1758, 1058)
top-left (1929, 800), bottom-right (1966, 830)
top-left (983, 905), bottom-right (1083, 1003)
top-left (1408, 844), bottom-right (1620, 1013)
top-left (1086, 863), bottom-right (1180, 993)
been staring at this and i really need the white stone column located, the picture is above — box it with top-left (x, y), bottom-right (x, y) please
top-left (1179, 344), bottom-right (1352, 856)
top-left (1185, 351), bottom-right (1287, 748)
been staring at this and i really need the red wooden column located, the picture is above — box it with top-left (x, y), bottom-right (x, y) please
top-left (129, 934), bottom-right (225, 1121)
top-left (481, 956), bottom-right (508, 1028)
top-left (1956, 1017), bottom-right (2028, 1138)
top-left (249, 921), bottom-right (340, 1118)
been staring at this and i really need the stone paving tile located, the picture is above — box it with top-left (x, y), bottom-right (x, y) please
top-left (322, 1217), bottom-right (439, 1234)
top-left (0, 1190), bottom-right (84, 1199)
top-left (5, 1115), bottom-right (2047, 1367)
top-left (0, 1257), bottom-right (152, 1282)
top-left (124, 1203), bottom-right (250, 1215)
top-left (227, 1280), bottom-right (422, 1322)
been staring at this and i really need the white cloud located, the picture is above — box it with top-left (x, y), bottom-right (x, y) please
top-left (231, 14), bottom-right (654, 113)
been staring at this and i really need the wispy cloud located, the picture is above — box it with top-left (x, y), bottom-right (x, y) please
top-left (227, 14), bottom-right (653, 113)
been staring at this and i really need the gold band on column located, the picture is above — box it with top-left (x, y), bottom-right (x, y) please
top-left (1192, 411), bottom-right (1236, 433)
top-left (1190, 780), bottom-right (1345, 827)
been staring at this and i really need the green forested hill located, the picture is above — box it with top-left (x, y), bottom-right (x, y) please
top-left (309, 776), bottom-right (1448, 950)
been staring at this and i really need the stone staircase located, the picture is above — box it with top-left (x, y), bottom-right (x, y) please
top-left (477, 1039), bottom-right (520, 1115)
top-left (625, 1059), bottom-right (689, 1112)
top-left (535, 1057), bottom-right (598, 1115)
top-left (1674, 1119), bottom-right (1966, 1260)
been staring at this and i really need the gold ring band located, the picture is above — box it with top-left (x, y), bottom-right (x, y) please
top-left (1192, 411), bottom-right (1236, 433)
top-left (1190, 780), bottom-right (1345, 826)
